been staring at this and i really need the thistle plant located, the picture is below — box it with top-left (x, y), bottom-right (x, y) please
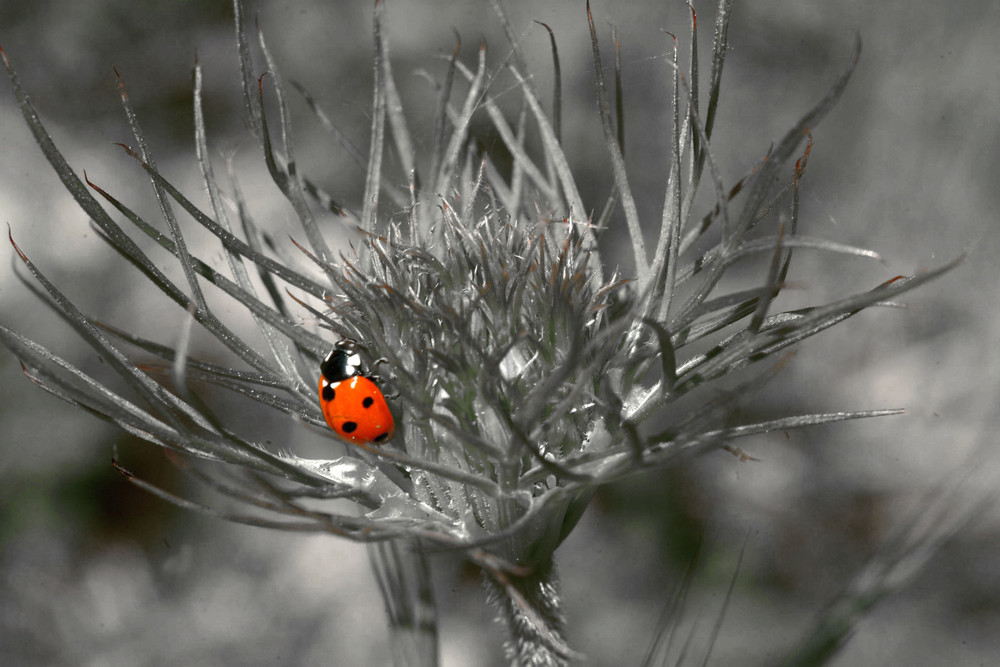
top-left (0, 1), bottom-right (960, 665)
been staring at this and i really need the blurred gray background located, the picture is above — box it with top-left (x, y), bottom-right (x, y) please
top-left (0, 1), bottom-right (997, 665)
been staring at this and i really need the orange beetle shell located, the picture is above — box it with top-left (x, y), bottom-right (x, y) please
top-left (319, 374), bottom-right (395, 445)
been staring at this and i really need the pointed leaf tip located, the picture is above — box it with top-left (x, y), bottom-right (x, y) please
top-left (111, 456), bottom-right (134, 479)
top-left (7, 225), bottom-right (29, 263)
top-left (112, 68), bottom-right (138, 113)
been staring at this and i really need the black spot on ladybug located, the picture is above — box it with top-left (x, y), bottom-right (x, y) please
top-left (362, 396), bottom-right (374, 408)
top-left (374, 432), bottom-right (389, 443)
top-left (321, 385), bottom-right (335, 401)
top-left (341, 421), bottom-right (358, 434)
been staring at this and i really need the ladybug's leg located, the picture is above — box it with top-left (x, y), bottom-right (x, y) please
top-left (371, 357), bottom-right (400, 399)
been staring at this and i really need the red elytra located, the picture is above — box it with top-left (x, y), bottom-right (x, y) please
top-left (318, 344), bottom-right (395, 445)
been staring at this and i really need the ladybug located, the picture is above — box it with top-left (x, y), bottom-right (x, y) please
top-left (318, 341), bottom-right (395, 445)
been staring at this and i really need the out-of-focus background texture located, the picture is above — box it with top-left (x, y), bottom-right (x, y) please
top-left (0, 1), bottom-right (997, 665)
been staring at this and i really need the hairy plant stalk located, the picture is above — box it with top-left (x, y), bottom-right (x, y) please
top-left (486, 557), bottom-right (573, 666)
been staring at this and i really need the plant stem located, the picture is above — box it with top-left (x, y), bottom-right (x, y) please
top-left (486, 556), bottom-right (576, 667)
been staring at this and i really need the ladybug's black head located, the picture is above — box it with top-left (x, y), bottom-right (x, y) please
top-left (320, 341), bottom-right (365, 383)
